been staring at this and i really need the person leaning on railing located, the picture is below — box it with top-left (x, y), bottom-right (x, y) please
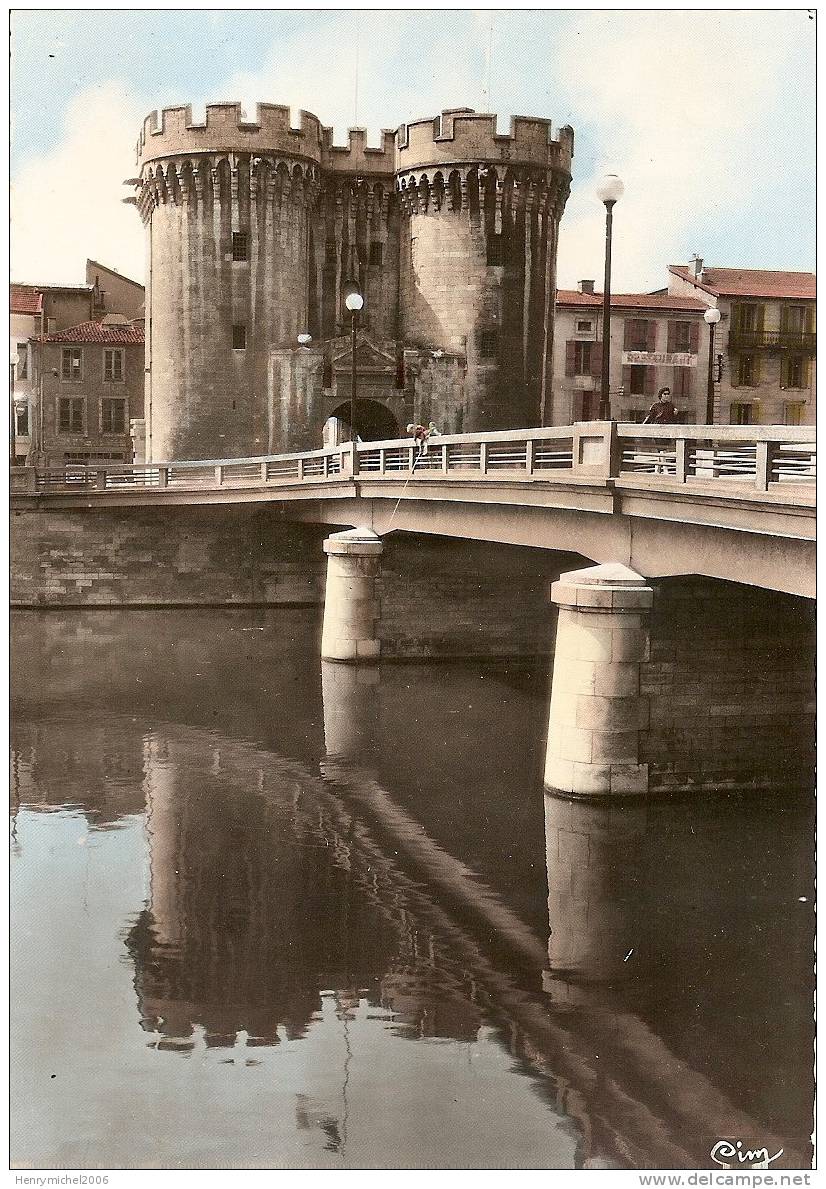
top-left (642, 387), bottom-right (678, 474)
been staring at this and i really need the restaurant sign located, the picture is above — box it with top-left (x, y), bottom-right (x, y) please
top-left (622, 351), bottom-right (697, 367)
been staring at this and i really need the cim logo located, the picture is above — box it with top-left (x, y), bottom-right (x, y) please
top-left (710, 1139), bottom-right (785, 1169)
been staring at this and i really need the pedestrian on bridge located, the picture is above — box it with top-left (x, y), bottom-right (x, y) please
top-left (643, 387), bottom-right (678, 474)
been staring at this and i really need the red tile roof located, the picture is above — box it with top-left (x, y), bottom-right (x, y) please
top-left (668, 266), bottom-right (816, 300)
top-left (40, 320), bottom-right (145, 345)
top-left (10, 285), bottom-right (43, 315)
top-left (557, 289), bottom-right (708, 311)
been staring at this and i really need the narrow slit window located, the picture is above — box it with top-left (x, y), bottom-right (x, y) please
top-left (369, 241), bottom-right (383, 266)
top-left (232, 232), bottom-right (248, 262)
top-left (232, 324), bottom-right (247, 350)
top-left (479, 330), bottom-right (498, 358)
top-left (486, 234), bottom-right (503, 266)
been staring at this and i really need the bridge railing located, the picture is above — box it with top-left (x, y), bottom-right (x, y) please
top-left (9, 423), bottom-right (815, 500)
top-left (616, 424), bottom-right (816, 492)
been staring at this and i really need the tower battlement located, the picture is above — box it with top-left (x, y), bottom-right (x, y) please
top-left (395, 109), bottom-right (573, 174)
top-left (137, 103), bottom-right (324, 169)
top-left (321, 127), bottom-right (396, 176)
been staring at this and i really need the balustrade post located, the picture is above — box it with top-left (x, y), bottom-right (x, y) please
top-left (755, 440), bottom-right (772, 491)
top-left (479, 441), bottom-right (488, 475)
top-left (260, 461), bottom-right (268, 484)
top-left (351, 441), bottom-right (360, 478)
top-left (675, 437), bottom-right (688, 483)
top-left (379, 448), bottom-right (386, 477)
top-left (298, 456), bottom-right (305, 481)
top-left (95, 468), bottom-right (107, 490)
top-left (157, 466), bottom-right (168, 489)
top-left (26, 468), bottom-right (37, 493)
top-left (526, 438), bottom-right (535, 476)
top-left (214, 465), bottom-right (223, 487)
top-left (441, 441), bottom-right (449, 473)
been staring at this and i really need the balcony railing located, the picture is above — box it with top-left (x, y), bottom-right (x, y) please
top-left (728, 329), bottom-right (816, 353)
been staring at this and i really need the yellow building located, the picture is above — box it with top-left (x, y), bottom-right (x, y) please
top-left (667, 258), bottom-right (816, 425)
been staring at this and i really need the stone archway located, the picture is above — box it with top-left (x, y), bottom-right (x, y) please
top-left (327, 399), bottom-right (399, 444)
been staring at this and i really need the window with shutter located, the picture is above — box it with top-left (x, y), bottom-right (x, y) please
top-left (16, 344), bottom-right (28, 379)
top-left (737, 354), bottom-right (755, 386)
top-left (101, 398), bottom-right (126, 434)
top-left (730, 402), bottom-right (754, 425)
top-left (58, 397), bottom-right (84, 433)
top-left (573, 342), bottom-right (592, 375)
top-left (232, 232), bottom-right (248, 262)
top-left (672, 321), bottom-right (691, 352)
top-left (61, 348), bottom-right (82, 382)
top-left (786, 356), bottom-right (805, 389)
top-left (646, 321), bottom-right (657, 352)
top-left (672, 367), bottom-right (692, 399)
top-left (624, 319), bottom-right (648, 351)
top-left (565, 341), bottom-right (576, 377)
top-left (628, 366), bottom-right (647, 395)
top-left (104, 349), bottom-right (124, 382)
top-left (590, 341), bottom-right (603, 377)
top-left (689, 321), bottom-right (699, 353)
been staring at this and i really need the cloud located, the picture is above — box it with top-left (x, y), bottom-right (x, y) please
top-left (551, 10), bottom-right (814, 290)
top-left (11, 82), bottom-right (146, 284)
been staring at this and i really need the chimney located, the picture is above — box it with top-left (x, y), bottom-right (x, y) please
top-left (689, 255), bottom-right (704, 279)
top-left (578, 279), bottom-right (595, 294)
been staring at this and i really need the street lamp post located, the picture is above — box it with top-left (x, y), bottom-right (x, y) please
top-left (342, 280), bottom-right (364, 442)
top-left (703, 307), bottom-right (721, 424)
top-left (9, 353), bottom-right (19, 466)
top-left (596, 174), bottom-right (624, 421)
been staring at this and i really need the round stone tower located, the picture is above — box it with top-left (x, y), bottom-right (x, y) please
top-left (395, 109), bottom-right (573, 431)
top-left (130, 103), bottom-right (573, 459)
top-left (134, 103), bottom-right (323, 460)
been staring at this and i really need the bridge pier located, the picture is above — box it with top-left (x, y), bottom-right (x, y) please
top-left (321, 527), bottom-right (384, 662)
top-left (544, 563), bottom-right (653, 799)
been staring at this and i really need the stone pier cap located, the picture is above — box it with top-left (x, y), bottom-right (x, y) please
top-left (551, 563), bottom-right (653, 611)
top-left (323, 526), bottom-right (384, 556)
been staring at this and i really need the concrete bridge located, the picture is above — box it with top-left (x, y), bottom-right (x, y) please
top-left (11, 421), bottom-right (815, 801)
top-left (13, 421), bottom-right (815, 598)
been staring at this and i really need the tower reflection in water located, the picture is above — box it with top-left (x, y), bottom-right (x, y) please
top-left (11, 608), bottom-right (813, 1170)
top-left (126, 725), bottom-right (484, 1056)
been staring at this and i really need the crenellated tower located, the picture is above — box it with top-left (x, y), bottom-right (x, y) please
top-left (395, 109), bottom-right (573, 431)
top-left (129, 104), bottom-right (573, 460)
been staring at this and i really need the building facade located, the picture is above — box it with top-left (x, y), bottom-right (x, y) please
top-left (10, 263), bottom-right (146, 466)
top-left (35, 320), bottom-right (144, 467)
top-left (667, 259), bottom-right (816, 425)
top-left (551, 282), bottom-right (710, 424)
top-left (127, 103), bottom-right (574, 460)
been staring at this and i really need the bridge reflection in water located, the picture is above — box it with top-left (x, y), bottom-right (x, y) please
top-left (10, 609), bottom-right (813, 1170)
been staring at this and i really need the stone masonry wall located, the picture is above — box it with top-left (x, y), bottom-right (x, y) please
top-left (11, 506), bottom-right (328, 608)
top-left (641, 577), bottom-right (815, 792)
top-left (377, 533), bottom-right (582, 658)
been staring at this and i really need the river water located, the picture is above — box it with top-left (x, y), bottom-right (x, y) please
top-left (10, 609), bottom-right (814, 1170)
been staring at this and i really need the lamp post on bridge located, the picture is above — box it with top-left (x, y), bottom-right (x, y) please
top-left (704, 306), bottom-right (721, 424)
top-left (342, 280), bottom-right (364, 443)
top-left (596, 174), bottom-right (624, 422)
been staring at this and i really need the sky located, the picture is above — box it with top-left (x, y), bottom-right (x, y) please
top-left (10, 9), bottom-right (816, 293)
